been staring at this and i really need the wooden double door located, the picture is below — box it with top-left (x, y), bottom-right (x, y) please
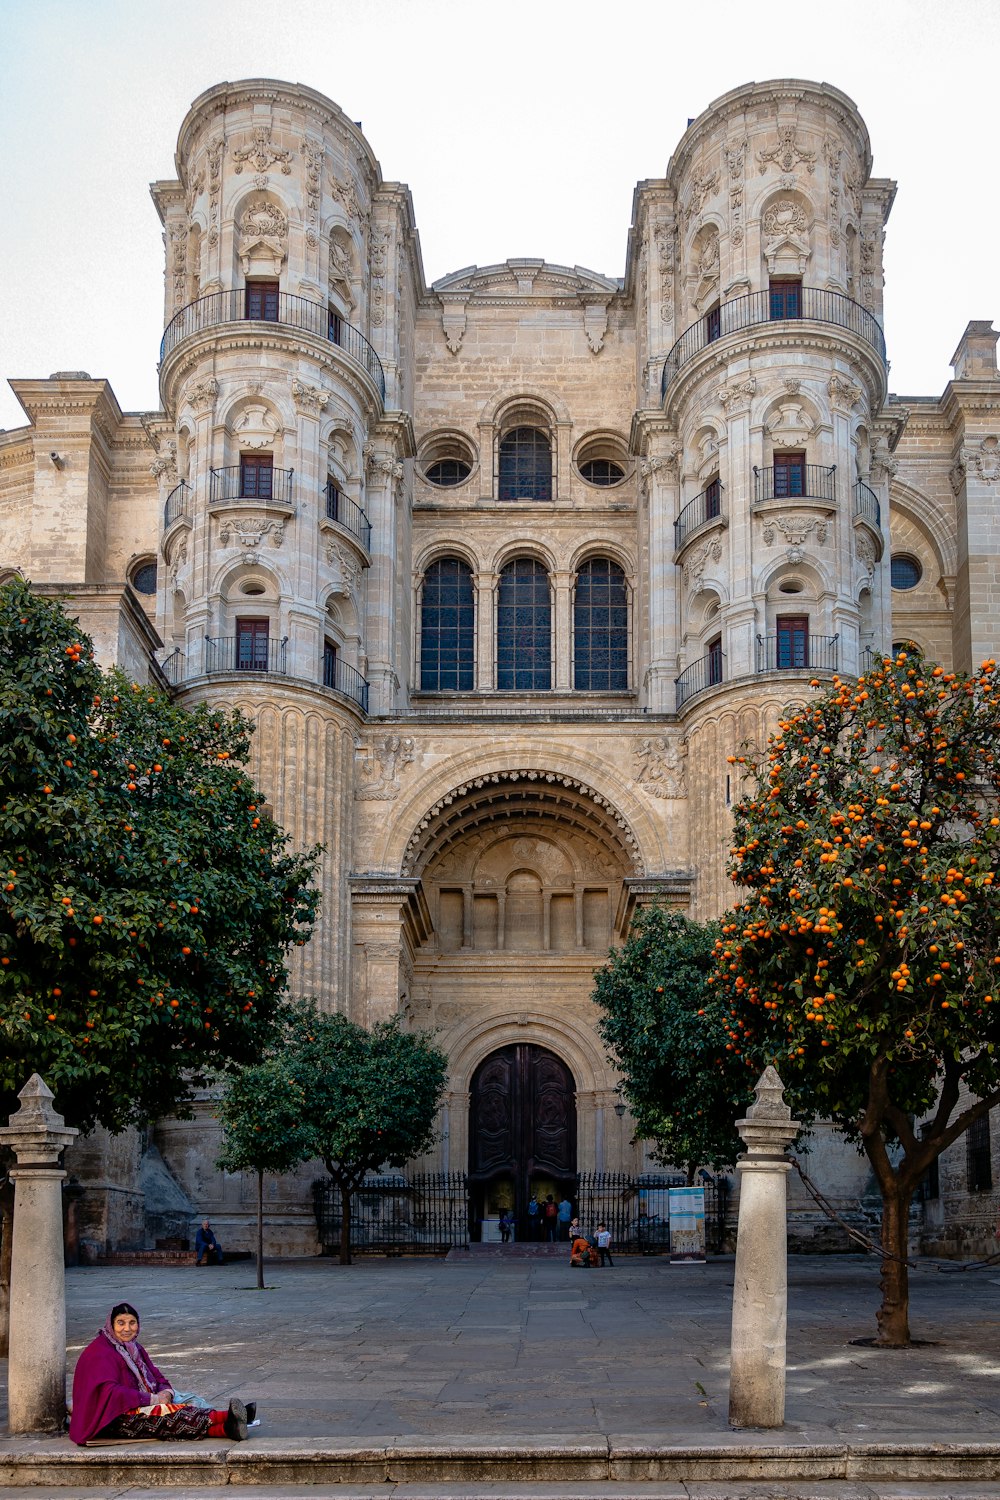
top-left (468, 1043), bottom-right (576, 1239)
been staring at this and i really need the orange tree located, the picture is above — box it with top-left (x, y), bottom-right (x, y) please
top-left (592, 905), bottom-right (753, 1180)
top-left (0, 578), bottom-right (320, 1132)
top-left (713, 652), bottom-right (1000, 1345)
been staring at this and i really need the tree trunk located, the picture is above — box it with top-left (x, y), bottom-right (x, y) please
top-left (338, 1176), bottom-right (352, 1266)
top-left (256, 1169), bottom-right (264, 1291)
top-left (875, 1178), bottom-right (912, 1346)
top-left (0, 1180), bottom-right (13, 1356)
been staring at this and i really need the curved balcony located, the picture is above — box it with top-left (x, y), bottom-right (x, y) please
top-left (661, 288), bottom-right (886, 398)
top-left (160, 291), bottom-right (386, 401)
top-left (323, 653), bottom-right (370, 714)
top-left (675, 650), bottom-right (726, 709)
top-left (753, 465), bottom-right (836, 505)
top-left (164, 479), bottom-right (192, 529)
top-left (324, 481), bottom-right (371, 551)
top-left (756, 633), bottom-right (839, 674)
top-left (853, 479), bottom-right (881, 529)
top-left (675, 482), bottom-right (724, 550)
top-left (209, 466), bottom-right (294, 506)
top-left (205, 635), bottom-right (288, 675)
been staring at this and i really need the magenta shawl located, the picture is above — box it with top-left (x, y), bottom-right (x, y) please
top-left (69, 1312), bottom-right (169, 1446)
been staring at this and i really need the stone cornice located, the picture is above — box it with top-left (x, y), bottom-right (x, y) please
top-left (940, 381), bottom-right (1000, 426)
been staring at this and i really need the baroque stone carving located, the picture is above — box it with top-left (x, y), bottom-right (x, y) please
top-left (767, 401), bottom-right (815, 448)
top-left (150, 443), bottom-right (177, 482)
top-left (355, 734), bottom-right (416, 800)
top-left (697, 228), bottom-right (720, 278)
top-left (237, 200), bottom-right (288, 278)
top-left (169, 225), bottom-right (187, 309)
top-left (762, 200), bottom-right (808, 238)
top-left (365, 445), bottom-right (404, 481)
top-left (206, 139), bottom-right (224, 247)
top-left (231, 404), bottom-right (279, 449)
top-left (232, 126), bottom-right (293, 178)
top-left (859, 226), bottom-right (880, 310)
top-left (760, 513), bottom-right (829, 546)
top-left (654, 221), bottom-right (676, 323)
top-left (369, 226), bottom-right (390, 327)
top-left (971, 435), bottom-right (1000, 482)
top-left (217, 515), bottom-right (285, 548)
top-left (682, 537), bottom-right (723, 589)
top-left (325, 541), bottom-right (360, 598)
top-left (633, 736), bottom-right (688, 798)
top-left (684, 170), bottom-right (719, 226)
top-left (856, 531), bottom-right (877, 584)
top-left (718, 376), bottom-right (756, 414)
top-left (291, 378), bottom-right (330, 413)
top-left (302, 137), bottom-right (324, 249)
top-left (184, 376), bottom-right (219, 413)
top-left (330, 171), bottom-right (366, 224)
top-left (869, 440), bottom-right (898, 485)
top-left (828, 373), bottom-right (864, 408)
top-left (757, 126), bottom-right (817, 175)
top-left (168, 537), bottom-right (188, 590)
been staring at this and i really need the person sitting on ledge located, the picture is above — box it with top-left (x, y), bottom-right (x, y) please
top-left (195, 1218), bottom-right (223, 1265)
top-left (569, 1232), bottom-right (595, 1267)
top-left (69, 1302), bottom-right (254, 1445)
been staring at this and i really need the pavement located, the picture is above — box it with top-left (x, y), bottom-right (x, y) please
top-left (1, 1251), bottom-right (999, 1498)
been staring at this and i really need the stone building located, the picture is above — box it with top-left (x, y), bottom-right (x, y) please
top-left (1, 77), bottom-right (998, 1256)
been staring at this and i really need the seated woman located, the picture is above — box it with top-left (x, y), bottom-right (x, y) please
top-left (569, 1233), bottom-right (595, 1267)
top-left (70, 1302), bottom-right (253, 1446)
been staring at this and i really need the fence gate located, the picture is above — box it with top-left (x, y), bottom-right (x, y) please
top-left (313, 1172), bottom-right (470, 1256)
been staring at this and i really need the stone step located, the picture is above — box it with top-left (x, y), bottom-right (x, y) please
top-left (3, 1485), bottom-right (1000, 1500)
top-left (445, 1243), bottom-right (575, 1260)
top-left (2, 1438), bottom-right (1000, 1490)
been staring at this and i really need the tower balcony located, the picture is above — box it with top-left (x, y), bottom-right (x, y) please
top-left (323, 481), bottom-right (372, 552)
top-left (159, 291), bottom-right (386, 403)
top-left (752, 464), bottom-right (836, 506)
top-left (661, 288), bottom-right (886, 400)
top-left (160, 640), bottom-right (370, 714)
top-left (674, 481), bottom-right (726, 552)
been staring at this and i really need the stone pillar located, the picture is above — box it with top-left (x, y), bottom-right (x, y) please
top-left (728, 1065), bottom-right (799, 1430)
top-left (0, 1075), bottom-right (78, 1433)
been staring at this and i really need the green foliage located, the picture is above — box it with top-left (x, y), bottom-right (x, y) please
top-left (0, 579), bottom-right (321, 1133)
top-left (285, 1005), bottom-right (448, 1183)
top-left (592, 905), bottom-right (753, 1176)
top-left (216, 1056), bottom-right (313, 1177)
top-left (714, 653), bottom-right (1000, 1150)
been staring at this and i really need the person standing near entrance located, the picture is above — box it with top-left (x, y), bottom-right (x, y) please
top-left (557, 1196), bottom-right (573, 1242)
top-left (542, 1195), bottom-right (559, 1242)
top-left (499, 1209), bottom-right (513, 1244)
top-left (527, 1195), bottom-right (540, 1240)
top-left (595, 1223), bottom-right (614, 1267)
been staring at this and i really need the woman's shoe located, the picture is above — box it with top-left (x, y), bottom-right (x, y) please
top-left (223, 1398), bottom-right (248, 1441)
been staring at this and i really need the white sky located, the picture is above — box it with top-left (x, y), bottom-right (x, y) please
top-left (2, 0), bottom-right (997, 433)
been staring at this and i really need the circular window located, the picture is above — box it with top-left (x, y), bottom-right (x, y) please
top-left (890, 555), bottom-right (922, 591)
top-left (425, 458), bottom-right (472, 487)
top-left (130, 562), bottom-right (157, 596)
top-left (779, 580), bottom-right (803, 595)
top-left (580, 458), bottom-right (626, 487)
top-left (241, 582), bottom-right (266, 597)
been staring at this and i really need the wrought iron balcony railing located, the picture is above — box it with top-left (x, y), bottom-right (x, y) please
top-left (209, 466), bottom-right (294, 506)
top-left (160, 290), bottom-right (386, 400)
top-left (675, 650), bottom-right (726, 709)
top-left (853, 479), bottom-right (881, 529)
top-left (323, 654), bottom-right (370, 713)
top-left (160, 648), bottom-right (184, 685)
top-left (324, 482), bottom-right (372, 550)
top-left (661, 288), bottom-right (886, 396)
top-left (674, 482), bottom-right (724, 549)
top-left (163, 480), bottom-right (192, 529)
top-left (756, 633), bottom-right (839, 674)
top-left (204, 635), bottom-right (288, 675)
top-left (753, 464), bottom-right (836, 504)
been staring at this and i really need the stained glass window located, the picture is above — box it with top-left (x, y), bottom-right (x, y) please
top-left (498, 428), bottom-right (552, 502)
top-left (497, 558), bottom-right (551, 689)
top-left (574, 559), bottom-right (628, 690)
top-left (421, 558), bottom-right (474, 690)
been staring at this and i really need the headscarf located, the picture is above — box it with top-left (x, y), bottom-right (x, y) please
top-left (99, 1302), bottom-right (159, 1393)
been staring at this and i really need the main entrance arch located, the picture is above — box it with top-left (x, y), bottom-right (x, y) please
top-left (468, 1043), bottom-right (576, 1240)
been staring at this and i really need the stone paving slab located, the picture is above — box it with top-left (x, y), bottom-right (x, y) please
top-left (1, 1255), bottom-right (999, 1491)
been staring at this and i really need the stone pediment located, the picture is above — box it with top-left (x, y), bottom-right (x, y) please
top-left (433, 259), bottom-right (621, 303)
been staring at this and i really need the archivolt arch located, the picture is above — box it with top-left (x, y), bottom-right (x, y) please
top-left (444, 1011), bottom-right (614, 1097)
top-left (888, 477), bottom-right (958, 576)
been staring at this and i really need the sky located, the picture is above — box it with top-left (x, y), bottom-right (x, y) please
top-left (1, 0), bottom-right (997, 433)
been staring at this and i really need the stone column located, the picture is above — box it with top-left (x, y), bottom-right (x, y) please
top-left (728, 1065), bottom-right (799, 1430)
top-left (0, 1075), bottom-right (78, 1433)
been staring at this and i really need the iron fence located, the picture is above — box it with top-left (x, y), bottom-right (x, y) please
top-left (755, 632), bottom-right (839, 674)
top-left (575, 1171), bottom-right (729, 1254)
top-left (209, 465), bottom-right (294, 506)
top-left (674, 483), bottom-right (724, 549)
top-left (324, 482), bottom-right (372, 550)
top-left (675, 650), bottom-right (725, 709)
top-left (164, 480), bottom-right (191, 529)
top-left (313, 1172), bottom-right (471, 1256)
top-left (853, 478), bottom-right (881, 529)
top-left (661, 287), bottom-right (886, 395)
top-left (753, 464), bottom-right (837, 504)
top-left (160, 290), bottom-right (386, 400)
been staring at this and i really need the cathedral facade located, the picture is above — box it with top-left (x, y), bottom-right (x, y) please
top-left (2, 77), bottom-right (998, 1255)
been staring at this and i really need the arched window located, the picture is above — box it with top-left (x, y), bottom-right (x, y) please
top-left (420, 558), bottom-right (475, 691)
top-left (497, 559), bottom-right (551, 690)
top-left (574, 559), bottom-right (628, 690)
top-left (498, 427), bottom-right (552, 502)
